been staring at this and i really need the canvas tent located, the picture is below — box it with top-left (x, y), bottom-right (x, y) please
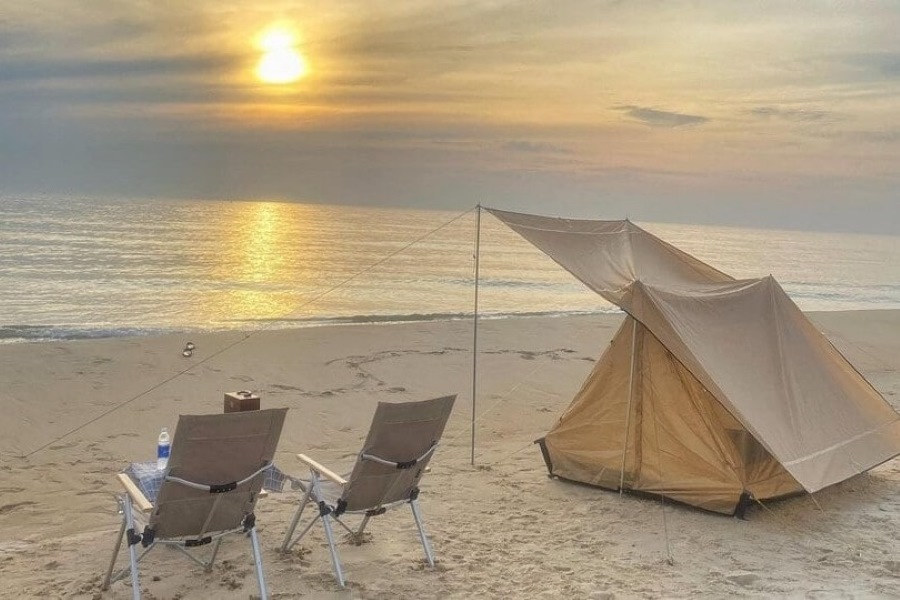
top-left (487, 208), bottom-right (900, 514)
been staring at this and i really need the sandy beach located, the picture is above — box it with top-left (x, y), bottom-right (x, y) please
top-left (0, 311), bottom-right (898, 599)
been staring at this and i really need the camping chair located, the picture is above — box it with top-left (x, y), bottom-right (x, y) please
top-left (102, 408), bottom-right (287, 600)
top-left (280, 395), bottom-right (455, 587)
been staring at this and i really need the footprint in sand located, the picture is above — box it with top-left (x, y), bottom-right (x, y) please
top-left (881, 560), bottom-right (900, 575)
top-left (48, 441), bottom-right (79, 451)
top-left (0, 501), bottom-right (37, 515)
top-left (105, 432), bottom-right (139, 440)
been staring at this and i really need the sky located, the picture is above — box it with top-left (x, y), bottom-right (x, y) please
top-left (1, 0), bottom-right (899, 234)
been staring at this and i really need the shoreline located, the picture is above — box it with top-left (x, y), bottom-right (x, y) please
top-left (1, 310), bottom-right (898, 598)
top-left (5, 305), bottom-right (900, 346)
top-left (0, 307), bottom-right (621, 345)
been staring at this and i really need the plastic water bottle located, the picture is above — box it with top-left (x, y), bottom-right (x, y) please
top-left (157, 427), bottom-right (171, 470)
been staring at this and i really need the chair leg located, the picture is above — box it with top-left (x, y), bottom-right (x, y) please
top-left (410, 500), bottom-right (435, 567)
top-left (248, 526), bottom-right (269, 600)
top-left (281, 484), bottom-right (313, 552)
top-left (205, 538), bottom-right (223, 572)
top-left (102, 514), bottom-right (127, 590)
top-left (355, 514), bottom-right (371, 539)
top-left (308, 472), bottom-right (346, 587)
top-left (320, 512), bottom-right (346, 588)
top-left (123, 495), bottom-right (142, 600)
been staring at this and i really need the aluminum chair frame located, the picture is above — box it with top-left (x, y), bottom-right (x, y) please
top-left (280, 395), bottom-right (455, 588)
top-left (102, 468), bottom-right (270, 600)
top-left (101, 409), bottom-right (286, 600)
top-left (280, 448), bottom-right (438, 587)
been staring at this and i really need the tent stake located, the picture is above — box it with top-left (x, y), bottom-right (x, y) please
top-left (619, 317), bottom-right (638, 492)
top-left (471, 204), bottom-right (482, 466)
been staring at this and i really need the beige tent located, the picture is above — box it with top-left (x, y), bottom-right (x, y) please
top-left (488, 208), bottom-right (900, 514)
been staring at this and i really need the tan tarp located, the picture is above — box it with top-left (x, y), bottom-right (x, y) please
top-left (487, 208), bottom-right (733, 305)
top-left (489, 208), bottom-right (900, 513)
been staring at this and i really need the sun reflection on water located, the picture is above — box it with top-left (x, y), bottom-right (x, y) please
top-left (3, 197), bottom-right (898, 341)
top-left (206, 200), bottom-right (324, 323)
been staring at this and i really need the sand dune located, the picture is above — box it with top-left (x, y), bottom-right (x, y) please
top-left (0, 312), bottom-right (898, 598)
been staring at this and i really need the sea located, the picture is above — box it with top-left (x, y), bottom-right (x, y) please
top-left (1, 196), bottom-right (899, 344)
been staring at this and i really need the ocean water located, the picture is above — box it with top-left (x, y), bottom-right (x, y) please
top-left (1, 196), bottom-right (898, 343)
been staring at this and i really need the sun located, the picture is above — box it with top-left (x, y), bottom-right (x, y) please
top-left (256, 28), bottom-right (308, 84)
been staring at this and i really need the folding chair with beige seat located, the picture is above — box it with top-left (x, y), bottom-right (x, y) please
top-left (280, 395), bottom-right (455, 587)
top-left (102, 408), bottom-right (287, 600)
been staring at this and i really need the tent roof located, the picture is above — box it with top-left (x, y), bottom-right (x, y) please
top-left (625, 276), bottom-right (900, 492)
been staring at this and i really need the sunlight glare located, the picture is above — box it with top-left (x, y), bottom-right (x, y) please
top-left (261, 30), bottom-right (294, 52)
top-left (256, 27), bottom-right (308, 84)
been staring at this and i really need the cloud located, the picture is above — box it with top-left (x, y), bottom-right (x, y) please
top-left (839, 52), bottom-right (900, 79)
top-left (750, 106), bottom-right (838, 122)
top-left (501, 140), bottom-right (572, 154)
top-left (613, 105), bottom-right (709, 128)
top-left (842, 130), bottom-right (900, 144)
top-left (1, 0), bottom-right (899, 235)
top-left (0, 54), bottom-right (238, 83)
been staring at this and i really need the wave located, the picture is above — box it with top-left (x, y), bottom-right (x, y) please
top-left (781, 281), bottom-right (900, 309)
top-left (0, 325), bottom-right (173, 344)
top-left (241, 308), bottom-right (621, 327)
top-left (0, 308), bottom-right (623, 343)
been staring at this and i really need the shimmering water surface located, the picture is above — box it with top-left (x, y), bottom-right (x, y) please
top-left (1, 196), bottom-right (898, 342)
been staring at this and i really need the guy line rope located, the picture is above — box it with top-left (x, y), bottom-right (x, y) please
top-left (23, 205), bottom-right (478, 458)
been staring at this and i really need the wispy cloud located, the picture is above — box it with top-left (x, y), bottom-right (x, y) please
top-left (838, 52), bottom-right (900, 79)
top-left (828, 130), bottom-right (900, 144)
top-left (613, 105), bottom-right (709, 128)
top-left (852, 130), bottom-right (900, 143)
top-left (502, 140), bottom-right (572, 154)
top-left (0, 54), bottom-right (239, 83)
top-left (749, 106), bottom-right (839, 123)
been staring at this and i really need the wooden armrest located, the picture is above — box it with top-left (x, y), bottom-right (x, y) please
top-left (297, 453), bottom-right (348, 486)
top-left (117, 473), bottom-right (153, 513)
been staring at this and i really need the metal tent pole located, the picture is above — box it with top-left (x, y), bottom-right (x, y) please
top-left (619, 316), bottom-right (638, 492)
top-left (471, 204), bottom-right (482, 466)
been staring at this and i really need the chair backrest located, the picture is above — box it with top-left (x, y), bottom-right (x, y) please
top-left (150, 408), bottom-right (287, 538)
top-left (340, 395), bottom-right (455, 512)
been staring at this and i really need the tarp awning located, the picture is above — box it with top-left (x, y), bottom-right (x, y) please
top-left (486, 208), bottom-right (733, 305)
